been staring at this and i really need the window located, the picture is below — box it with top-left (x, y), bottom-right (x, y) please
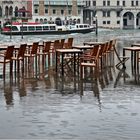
top-left (117, 21), bottom-right (120, 24)
top-left (86, 1), bottom-right (90, 6)
top-left (61, 10), bottom-right (64, 15)
top-left (34, 8), bottom-right (38, 14)
top-left (93, 1), bottom-right (96, 6)
top-left (107, 21), bottom-right (110, 24)
top-left (53, 9), bottom-right (56, 14)
top-left (122, 1), bottom-right (125, 6)
top-left (45, 9), bottom-right (48, 14)
top-left (43, 26), bottom-right (49, 30)
top-left (136, 1), bottom-right (138, 6)
top-left (103, 21), bottom-right (106, 24)
top-left (11, 26), bottom-right (18, 31)
top-left (103, 1), bottom-right (106, 6)
top-left (117, 1), bottom-right (120, 6)
top-left (20, 26), bottom-right (27, 31)
top-left (78, 10), bottom-right (81, 15)
top-left (107, 1), bottom-right (110, 6)
top-left (79, 25), bottom-right (84, 28)
top-left (28, 26), bottom-right (35, 31)
top-left (36, 26), bottom-right (42, 31)
top-left (131, 1), bottom-right (134, 6)
top-left (103, 11), bottom-right (106, 17)
top-left (68, 10), bottom-right (71, 15)
top-left (117, 11), bottom-right (120, 17)
top-left (107, 11), bottom-right (110, 17)
top-left (50, 26), bottom-right (56, 30)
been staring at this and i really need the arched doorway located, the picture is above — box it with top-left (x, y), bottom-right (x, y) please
top-left (55, 18), bottom-right (62, 26)
top-left (35, 18), bottom-right (39, 23)
top-left (123, 12), bottom-right (134, 29)
top-left (9, 6), bottom-right (13, 16)
top-left (136, 12), bottom-right (140, 29)
top-left (5, 6), bottom-right (8, 17)
top-left (15, 7), bottom-right (18, 17)
top-left (0, 6), bottom-right (2, 17)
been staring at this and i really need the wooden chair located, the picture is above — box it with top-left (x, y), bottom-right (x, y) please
top-left (114, 42), bottom-right (129, 69)
top-left (60, 38), bottom-right (65, 48)
top-left (0, 45), bottom-right (14, 79)
top-left (64, 37), bottom-right (73, 49)
top-left (12, 44), bottom-right (27, 74)
top-left (24, 42), bottom-right (39, 74)
top-left (62, 38), bottom-right (74, 68)
top-left (80, 45), bottom-right (101, 79)
top-left (38, 41), bottom-right (51, 69)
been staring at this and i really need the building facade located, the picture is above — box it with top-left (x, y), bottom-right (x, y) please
top-left (31, 0), bottom-right (84, 25)
top-left (0, 0), bottom-right (32, 27)
top-left (84, 0), bottom-right (140, 29)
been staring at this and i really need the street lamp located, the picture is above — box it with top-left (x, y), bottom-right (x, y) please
top-left (10, 17), bottom-right (12, 39)
top-left (95, 15), bottom-right (98, 36)
top-left (19, 11), bottom-right (23, 39)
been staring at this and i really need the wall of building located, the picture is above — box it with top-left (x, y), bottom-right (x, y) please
top-left (84, 0), bottom-right (140, 29)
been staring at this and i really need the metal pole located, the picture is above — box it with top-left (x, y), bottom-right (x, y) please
top-left (10, 18), bottom-right (12, 39)
top-left (21, 19), bottom-right (23, 39)
top-left (95, 16), bottom-right (98, 36)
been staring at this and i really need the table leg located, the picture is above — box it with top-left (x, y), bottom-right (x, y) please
top-left (62, 53), bottom-right (64, 76)
top-left (56, 51), bottom-right (58, 72)
top-left (123, 49), bottom-right (126, 69)
top-left (74, 53), bottom-right (76, 76)
top-left (134, 51), bottom-right (136, 72)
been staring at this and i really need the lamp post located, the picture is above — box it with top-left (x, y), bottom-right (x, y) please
top-left (10, 17), bottom-right (12, 39)
top-left (19, 11), bottom-right (23, 39)
top-left (95, 15), bottom-right (98, 36)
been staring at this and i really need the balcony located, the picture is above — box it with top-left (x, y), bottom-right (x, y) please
top-left (84, 6), bottom-right (123, 11)
top-left (2, 1), bottom-right (13, 4)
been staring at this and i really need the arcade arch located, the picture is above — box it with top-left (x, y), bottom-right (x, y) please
top-left (122, 12), bottom-right (134, 29)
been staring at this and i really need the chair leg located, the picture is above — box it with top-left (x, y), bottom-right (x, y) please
top-left (3, 63), bottom-right (6, 79)
top-left (80, 65), bottom-right (83, 79)
top-left (10, 61), bottom-right (13, 79)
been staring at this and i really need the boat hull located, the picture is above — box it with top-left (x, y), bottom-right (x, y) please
top-left (1, 28), bottom-right (95, 35)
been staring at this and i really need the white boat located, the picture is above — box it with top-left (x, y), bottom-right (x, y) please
top-left (1, 22), bottom-right (95, 35)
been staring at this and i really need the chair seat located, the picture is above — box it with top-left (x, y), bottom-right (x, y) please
top-left (38, 52), bottom-right (48, 55)
top-left (12, 56), bottom-right (24, 60)
top-left (0, 59), bottom-right (11, 63)
top-left (24, 54), bottom-right (36, 57)
top-left (81, 62), bottom-right (96, 67)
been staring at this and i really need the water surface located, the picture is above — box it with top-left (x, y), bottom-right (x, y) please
top-left (0, 29), bottom-right (140, 139)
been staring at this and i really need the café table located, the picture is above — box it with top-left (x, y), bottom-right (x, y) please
top-left (72, 45), bottom-right (94, 50)
top-left (55, 49), bottom-right (83, 76)
top-left (83, 41), bottom-right (104, 46)
top-left (123, 47), bottom-right (140, 70)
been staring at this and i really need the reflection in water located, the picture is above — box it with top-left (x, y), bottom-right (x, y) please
top-left (3, 82), bottom-right (13, 106)
top-left (80, 69), bottom-right (101, 106)
top-left (1, 30), bottom-right (140, 139)
top-left (17, 79), bottom-right (27, 97)
top-left (114, 68), bottom-right (130, 88)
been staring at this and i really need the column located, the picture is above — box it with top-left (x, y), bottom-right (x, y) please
top-left (134, 15), bottom-right (137, 29)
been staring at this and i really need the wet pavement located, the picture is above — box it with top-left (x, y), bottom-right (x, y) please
top-left (0, 29), bottom-right (140, 139)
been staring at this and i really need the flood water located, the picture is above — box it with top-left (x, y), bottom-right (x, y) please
top-left (0, 29), bottom-right (140, 139)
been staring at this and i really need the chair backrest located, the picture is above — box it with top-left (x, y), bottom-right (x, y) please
top-left (65, 38), bottom-right (73, 49)
top-left (31, 42), bottom-right (39, 54)
top-left (60, 39), bottom-right (65, 48)
top-left (99, 43), bottom-right (106, 56)
top-left (43, 41), bottom-right (51, 53)
top-left (107, 40), bottom-right (113, 51)
top-left (53, 40), bottom-right (62, 50)
top-left (91, 45), bottom-right (101, 61)
top-left (102, 41), bottom-right (109, 54)
top-left (17, 44), bottom-right (27, 58)
top-left (5, 45), bottom-right (14, 60)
